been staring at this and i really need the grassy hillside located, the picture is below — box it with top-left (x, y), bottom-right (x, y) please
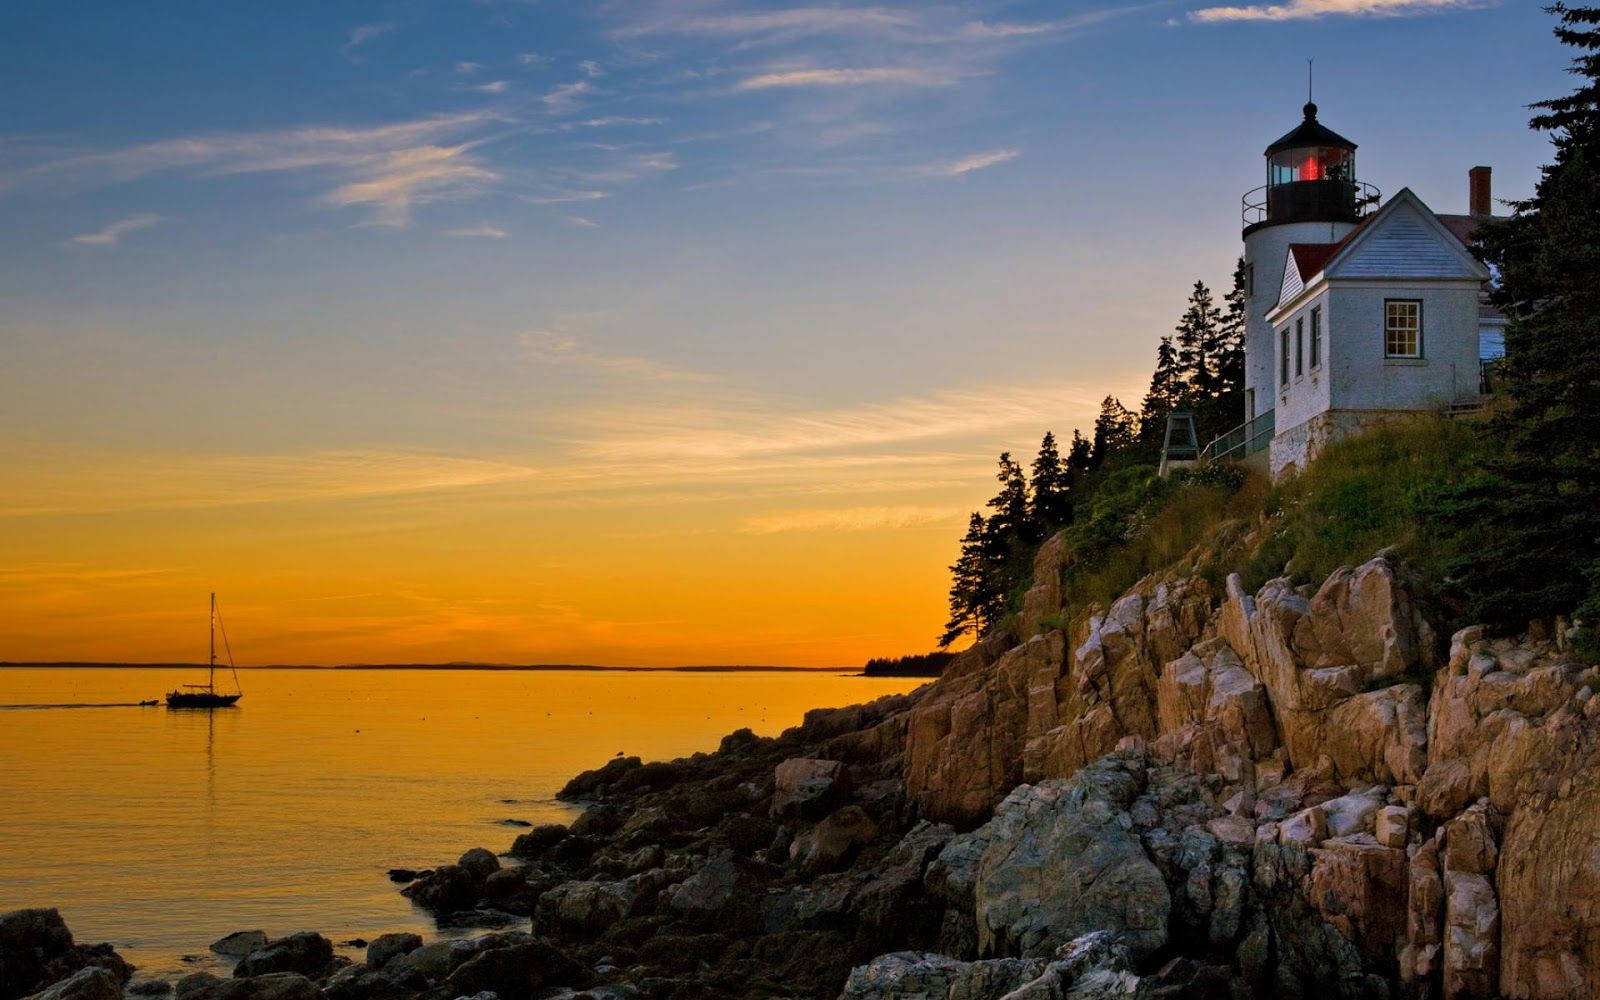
top-left (1028, 414), bottom-right (1499, 642)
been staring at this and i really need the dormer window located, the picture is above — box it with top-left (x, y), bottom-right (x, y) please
top-left (1385, 300), bottom-right (1423, 358)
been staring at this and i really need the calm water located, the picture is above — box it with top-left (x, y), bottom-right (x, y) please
top-left (0, 667), bottom-right (921, 981)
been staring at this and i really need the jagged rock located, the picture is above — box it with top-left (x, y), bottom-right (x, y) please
top-left (771, 759), bottom-right (848, 820)
top-left (19, 968), bottom-right (120, 1000)
top-left (1442, 801), bottom-right (1499, 875)
top-left (209, 932), bottom-right (268, 959)
top-left (838, 951), bottom-right (969, 999)
top-left (1443, 872), bottom-right (1498, 998)
top-left (790, 806), bottom-right (879, 874)
top-left (1401, 837), bottom-right (1444, 987)
top-left (1157, 638), bottom-right (1277, 761)
top-left (232, 933), bottom-right (332, 979)
top-left (1294, 557), bottom-right (1427, 682)
top-left (972, 756), bottom-right (1169, 960)
top-left (364, 933), bottom-right (421, 970)
top-left (1319, 786), bottom-right (1386, 838)
top-left (1374, 805), bottom-right (1410, 848)
top-left (1308, 836), bottom-right (1408, 959)
top-left (1278, 805), bottom-right (1327, 848)
top-left (388, 940), bottom-right (470, 983)
top-left (537, 870), bottom-right (666, 933)
top-left (127, 981), bottom-right (171, 996)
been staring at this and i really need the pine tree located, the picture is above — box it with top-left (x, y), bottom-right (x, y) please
top-left (1066, 430), bottom-right (1093, 484)
top-left (940, 512), bottom-right (997, 647)
top-left (1138, 335), bottom-right (1183, 445)
top-left (1174, 280), bottom-right (1224, 400)
top-left (1216, 257), bottom-right (1249, 411)
top-left (1030, 432), bottom-right (1073, 529)
top-left (985, 451), bottom-right (1034, 548)
top-left (1442, 3), bottom-right (1600, 631)
top-left (1090, 396), bottom-right (1137, 469)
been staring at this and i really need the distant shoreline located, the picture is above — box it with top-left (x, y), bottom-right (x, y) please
top-left (0, 661), bottom-right (859, 673)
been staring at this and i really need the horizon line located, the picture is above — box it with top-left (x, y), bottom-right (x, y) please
top-left (0, 660), bottom-right (865, 673)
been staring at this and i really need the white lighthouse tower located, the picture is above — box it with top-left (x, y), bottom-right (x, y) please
top-left (1240, 102), bottom-right (1377, 423)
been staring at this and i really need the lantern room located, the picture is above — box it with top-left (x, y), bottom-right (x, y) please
top-left (1243, 102), bottom-right (1376, 233)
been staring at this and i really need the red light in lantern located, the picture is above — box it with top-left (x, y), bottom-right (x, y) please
top-left (1301, 154), bottom-right (1321, 181)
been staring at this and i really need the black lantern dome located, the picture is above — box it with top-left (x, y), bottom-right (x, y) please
top-left (1243, 103), bottom-right (1377, 233)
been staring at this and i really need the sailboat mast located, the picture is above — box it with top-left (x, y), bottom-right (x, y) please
top-left (209, 592), bottom-right (216, 691)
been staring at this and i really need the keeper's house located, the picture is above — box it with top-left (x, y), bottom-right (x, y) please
top-left (1208, 101), bottom-right (1506, 477)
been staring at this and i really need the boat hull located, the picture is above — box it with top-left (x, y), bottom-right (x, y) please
top-left (165, 692), bottom-right (242, 709)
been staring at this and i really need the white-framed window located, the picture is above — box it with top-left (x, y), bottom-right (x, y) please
top-left (1310, 306), bottom-right (1322, 368)
top-left (1280, 328), bottom-right (1290, 386)
top-left (1385, 299), bottom-right (1423, 358)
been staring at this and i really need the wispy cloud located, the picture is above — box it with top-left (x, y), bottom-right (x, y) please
top-left (455, 60), bottom-right (483, 74)
top-left (2, 450), bottom-right (537, 517)
top-left (68, 212), bottom-right (162, 247)
top-left (613, 7), bottom-right (919, 42)
top-left (322, 143), bottom-right (498, 227)
top-left (5, 112), bottom-right (505, 226)
top-left (579, 60), bottom-right (604, 77)
top-left (542, 80), bottom-right (593, 113)
top-left (340, 21), bottom-right (394, 61)
top-left (474, 80), bottom-right (510, 94)
top-left (519, 330), bottom-right (711, 383)
top-left (527, 189), bottom-right (609, 205)
top-left (1190, 0), bottom-right (1490, 21)
top-left (565, 215), bottom-right (598, 228)
top-left (916, 148), bottom-right (1019, 177)
top-left (740, 504), bottom-right (963, 534)
top-left (442, 223), bottom-right (506, 238)
top-left (735, 67), bottom-right (953, 91)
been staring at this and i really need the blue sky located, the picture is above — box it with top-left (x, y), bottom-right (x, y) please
top-left (0, 1), bottom-right (1574, 664)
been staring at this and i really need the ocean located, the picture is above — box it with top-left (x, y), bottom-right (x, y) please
top-left (0, 666), bottom-right (922, 981)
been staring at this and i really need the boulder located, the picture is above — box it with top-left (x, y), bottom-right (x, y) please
top-left (0, 909), bottom-right (129, 1000)
top-left (231, 932), bottom-right (332, 979)
top-left (770, 759), bottom-right (847, 820)
top-left (788, 806), bottom-right (879, 874)
top-left (537, 871), bottom-right (666, 933)
top-left (19, 968), bottom-right (120, 1000)
top-left (172, 974), bottom-right (318, 1000)
top-left (400, 864), bottom-right (478, 913)
top-left (507, 824), bottom-right (568, 860)
top-left (456, 848), bottom-right (500, 881)
top-left (441, 934), bottom-right (580, 998)
top-left (666, 849), bottom-right (740, 919)
top-left (363, 933), bottom-right (421, 970)
top-left (972, 758), bottom-right (1170, 960)
top-left (1374, 805), bottom-right (1410, 849)
top-left (209, 933), bottom-right (268, 959)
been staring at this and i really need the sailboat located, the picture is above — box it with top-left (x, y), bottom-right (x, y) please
top-left (166, 593), bottom-right (244, 708)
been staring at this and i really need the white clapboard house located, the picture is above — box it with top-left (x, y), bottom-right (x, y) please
top-left (1204, 101), bottom-right (1506, 477)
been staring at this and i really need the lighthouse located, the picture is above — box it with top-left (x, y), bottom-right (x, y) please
top-left (1240, 102), bottom-right (1377, 424)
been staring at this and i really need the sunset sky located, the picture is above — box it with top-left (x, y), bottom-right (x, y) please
top-left (0, 1), bottom-right (1561, 666)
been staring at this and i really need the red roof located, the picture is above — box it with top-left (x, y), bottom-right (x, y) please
top-left (1287, 243), bottom-right (1339, 282)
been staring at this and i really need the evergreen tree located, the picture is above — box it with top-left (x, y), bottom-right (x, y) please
top-left (1138, 336), bottom-right (1183, 445)
top-left (1216, 257), bottom-right (1249, 410)
top-left (1174, 280), bottom-right (1225, 399)
top-left (1090, 396), bottom-right (1137, 468)
top-left (1441, 3), bottom-right (1600, 631)
top-left (1066, 430), bottom-right (1093, 484)
top-left (985, 451), bottom-right (1034, 549)
top-left (940, 512), bottom-right (997, 647)
top-left (1030, 431), bottom-right (1073, 529)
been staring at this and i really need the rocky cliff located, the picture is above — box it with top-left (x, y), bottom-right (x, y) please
top-left (11, 543), bottom-right (1600, 1000)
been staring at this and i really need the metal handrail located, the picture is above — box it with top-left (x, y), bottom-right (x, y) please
top-left (1241, 180), bottom-right (1382, 228)
top-left (1201, 409), bottom-right (1274, 464)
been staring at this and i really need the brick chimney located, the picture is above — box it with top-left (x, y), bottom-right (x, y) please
top-left (1469, 166), bottom-right (1492, 219)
